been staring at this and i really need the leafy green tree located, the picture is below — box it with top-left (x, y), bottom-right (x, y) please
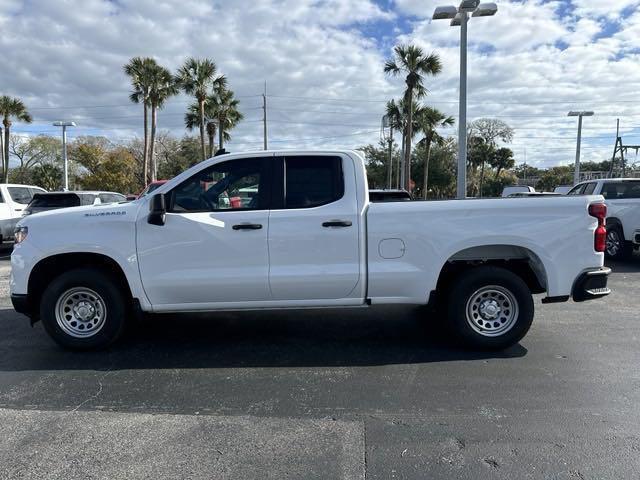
top-left (467, 119), bottom-right (514, 196)
top-left (124, 57), bottom-right (156, 185)
top-left (156, 135), bottom-right (201, 179)
top-left (384, 45), bottom-right (442, 192)
top-left (416, 107), bottom-right (455, 199)
top-left (467, 118), bottom-right (514, 146)
top-left (31, 164), bottom-right (63, 191)
top-left (467, 137), bottom-right (495, 197)
top-left (0, 96), bottom-right (32, 182)
top-left (77, 147), bottom-right (139, 193)
top-left (176, 58), bottom-right (226, 160)
top-left (537, 166), bottom-right (573, 192)
top-left (490, 147), bottom-right (515, 179)
top-left (358, 141), bottom-right (400, 188)
top-left (8, 135), bottom-right (61, 183)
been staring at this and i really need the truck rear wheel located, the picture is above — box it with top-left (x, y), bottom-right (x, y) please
top-left (40, 268), bottom-right (127, 350)
top-left (447, 266), bottom-right (534, 350)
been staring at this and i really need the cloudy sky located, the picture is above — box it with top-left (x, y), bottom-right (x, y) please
top-left (1, 0), bottom-right (640, 168)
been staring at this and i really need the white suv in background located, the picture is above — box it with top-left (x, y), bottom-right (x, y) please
top-left (0, 184), bottom-right (46, 243)
top-left (568, 178), bottom-right (640, 260)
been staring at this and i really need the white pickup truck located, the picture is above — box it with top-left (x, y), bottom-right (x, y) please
top-left (0, 183), bottom-right (46, 242)
top-left (568, 178), bottom-right (640, 260)
top-left (11, 150), bottom-right (611, 350)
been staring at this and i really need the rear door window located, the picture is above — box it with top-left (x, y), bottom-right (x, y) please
top-left (281, 156), bottom-right (344, 209)
top-left (601, 181), bottom-right (640, 199)
top-left (582, 183), bottom-right (597, 195)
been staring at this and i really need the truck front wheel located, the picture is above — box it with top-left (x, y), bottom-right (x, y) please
top-left (40, 268), bottom-right (127, 350)
top-left (448, 266), bottom-right (534, 350)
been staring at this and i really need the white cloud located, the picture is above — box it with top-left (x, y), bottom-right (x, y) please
top-left (0, 0), bottom-right (639, 169)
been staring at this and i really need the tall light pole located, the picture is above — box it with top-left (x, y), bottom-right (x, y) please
top-left (52, 121), bottom-right (76, 191)
top-left (433, 2), bottom-right (498, 199)
top-left (568, 111), bottom-right (594, 185)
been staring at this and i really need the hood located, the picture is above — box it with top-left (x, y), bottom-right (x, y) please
top-left (18, 201), bottom-right (141, 227)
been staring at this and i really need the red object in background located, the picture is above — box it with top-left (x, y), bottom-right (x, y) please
top-left (588, 202), bottom-right (607, 253)
top-left (230, 196), bottom-right (242, 208)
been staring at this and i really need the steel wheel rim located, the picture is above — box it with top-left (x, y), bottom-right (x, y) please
top-left (465, 285), bottom-right (519, 337)
top-left (606, 230), bottom-right (620, 256)
top-left (55, 287), bottom-right (107, 338)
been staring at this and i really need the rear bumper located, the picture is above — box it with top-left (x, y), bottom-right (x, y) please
top-left (572, 267), bottom-right (611, 302)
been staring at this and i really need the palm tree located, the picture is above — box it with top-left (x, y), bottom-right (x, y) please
top-left (209, 87), bottom-right (243, 151)
top-left (0, 96), bottom-right (32, 182)
top-left (385, 98), bottom-right (424, 189)
top-left (176, 58), bottom-right (226, 161)
top-left (384, 45), bottom-right (442, 192)
top-left (124, 57), bottom-right (155, 184)
top-left (148, 64), bottom-right (178, 181)
top-left (416, 107), bottom-right (455, 199)
top-left (184, 96), bottom-right (231, 158)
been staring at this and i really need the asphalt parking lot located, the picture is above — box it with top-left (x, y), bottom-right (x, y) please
top-left (0, 250), bottom-right (639, 479)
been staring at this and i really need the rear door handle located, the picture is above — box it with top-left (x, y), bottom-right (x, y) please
top-left (232, 223), bottom-right (263, 230)
top-left (322, 220), bottom-right (352, 228)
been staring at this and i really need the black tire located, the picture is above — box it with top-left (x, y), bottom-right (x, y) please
top-left (447, 266), bottom-right (534, 350)
top-left (605, 225), bottom-right (631, 260)
top-left (40, 268), bottom-right (127, 350)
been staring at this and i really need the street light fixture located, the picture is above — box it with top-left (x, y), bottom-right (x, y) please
top-left (52, 121), bottom-right (76, 191)
top-left (433, 2), bottom-right (498, 199)
top-left (567, 111), bottom-right (594, 185)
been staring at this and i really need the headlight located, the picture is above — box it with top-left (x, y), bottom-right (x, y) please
top-left (14, 226), bottom-right (28, 244)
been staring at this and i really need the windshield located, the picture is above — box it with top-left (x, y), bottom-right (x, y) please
top-left (8, 187), bottom-right (37, 205)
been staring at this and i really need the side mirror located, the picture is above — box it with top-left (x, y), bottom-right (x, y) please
top-left (148, 193), bottom-right (166, 226)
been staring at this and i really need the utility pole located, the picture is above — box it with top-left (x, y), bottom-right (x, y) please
top-left (457, 10), bottom-right (468, 199)
top-left (262, 81), bottom-right (268, 150)
top-left (53, 121), bottom-right (76, 191)
top-left (568, 111), bottom-right (594, 185)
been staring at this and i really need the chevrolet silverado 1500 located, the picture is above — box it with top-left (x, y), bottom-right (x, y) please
top-left (11, 150), bottom-right (611, 350)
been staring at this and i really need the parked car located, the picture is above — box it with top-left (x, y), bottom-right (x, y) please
top-left (11, 150), bottom-right (610, 351)
top-left (369, 189), bottom-right (412, 202)
top-left (24, 191), bottom-right (126, 216)
top-left (507, 192), bottom-right (561, 198)
top-left (567, 178), bottom-right (640, 259)
top-left (0, 184), bottom-right (46, 242)
top-left (501, 185), bottom-right (535, 197)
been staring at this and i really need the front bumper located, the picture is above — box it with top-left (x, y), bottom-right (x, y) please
top-left (572, 267), bottom-right (611, 302)
top-left (11, 293), bottom-right (30, 316)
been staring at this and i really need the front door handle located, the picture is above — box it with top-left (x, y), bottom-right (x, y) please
top-left (232, 223), bottom-right (263, 230)
top-left (322, 220), bottom-right (352, 228)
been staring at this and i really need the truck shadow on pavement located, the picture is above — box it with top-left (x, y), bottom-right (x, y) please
top-left (606, 252), bottom-right (640, 273)
top-left (1, 306), bottom-right (527, 371)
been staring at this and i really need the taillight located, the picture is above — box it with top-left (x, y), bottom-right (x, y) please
top-left (589, 203), bottom-right (607, 252)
